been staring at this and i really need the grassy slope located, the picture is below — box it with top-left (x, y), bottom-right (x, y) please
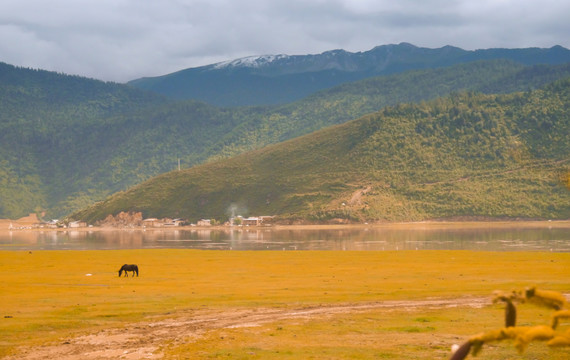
top-left (72, 80), bottom-right (570, 224)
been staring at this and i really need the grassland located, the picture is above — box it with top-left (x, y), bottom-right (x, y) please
top-left (1, 248), bottom-right (569, 359)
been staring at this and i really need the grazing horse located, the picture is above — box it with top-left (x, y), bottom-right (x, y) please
top-left (118, 264), bottom-right (139, 277)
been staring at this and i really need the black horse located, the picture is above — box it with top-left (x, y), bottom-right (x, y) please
top-left (118, 264), bottom-right (139, 277)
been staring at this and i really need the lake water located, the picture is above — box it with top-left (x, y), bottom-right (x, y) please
top-left (1, 224), bottom-right (569, 251)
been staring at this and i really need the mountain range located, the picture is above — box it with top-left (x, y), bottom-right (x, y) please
top-left (128, 43), bottom-right (570, 106)
top-left (1, 43), bottom-right (570, 221)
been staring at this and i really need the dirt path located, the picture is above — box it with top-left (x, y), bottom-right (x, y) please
top-left (422, 158), bottom-right (570, 187)
top-left (4, 297), bottom-right (488, 360)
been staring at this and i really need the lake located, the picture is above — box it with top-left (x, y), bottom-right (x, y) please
top-left (1, 223), bottom-right (569, 251)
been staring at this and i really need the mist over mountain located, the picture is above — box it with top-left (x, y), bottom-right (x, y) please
top-left (128, 43), bottom-right (570, 106)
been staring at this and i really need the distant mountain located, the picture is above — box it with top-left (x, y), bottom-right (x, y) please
top-left (72, 79), bottom-right (570, 224)
top-left (128, 43), bottom-right (570, 106)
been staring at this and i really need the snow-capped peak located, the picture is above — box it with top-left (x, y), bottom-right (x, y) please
top-left (213, 54), bottom-right (289, 69)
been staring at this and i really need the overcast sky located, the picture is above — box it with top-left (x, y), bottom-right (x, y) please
top-left (1, 0), bottom-right (569, 83)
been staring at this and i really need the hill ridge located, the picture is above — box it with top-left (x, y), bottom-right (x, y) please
top-left (71, 80), bottom-right (570, 224)
top-left (128, 43), bottom-right (570, 106)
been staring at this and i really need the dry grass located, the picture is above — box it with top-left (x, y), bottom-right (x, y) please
top-left (1, 249), bottom-right (569, 359)
top-left (165, 306), bottom-right (569, 359)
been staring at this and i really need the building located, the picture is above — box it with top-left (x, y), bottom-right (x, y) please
top-left (197, 219), bottom-right (212, 226)
top-left (164, 218), bottom-right (185, 227)
top-left (142, 218), bottom-right (160, 227)
top-left (242, 216), bottom-right (274, 226)
top-left (242, 217), bottom-right (261, 226)
top-left (68, 221), bottom-right (87, 228)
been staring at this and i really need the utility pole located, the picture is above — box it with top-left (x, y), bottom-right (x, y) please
top-left (178, 158), bottom-right (181, 171)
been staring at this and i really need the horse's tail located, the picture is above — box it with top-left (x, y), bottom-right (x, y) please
top-left (135, 265), bottom-right (139, 276)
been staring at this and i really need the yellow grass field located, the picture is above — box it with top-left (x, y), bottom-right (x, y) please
top-left (1, 249), bottom-right (569, 359)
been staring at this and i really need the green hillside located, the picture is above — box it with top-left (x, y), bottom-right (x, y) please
top-left (0, 63), bottom-right (169, 218)
top-left (71, 80), bottom-right (570, 224)
top-left (205, 61), bottom-right (570, 161)
top-left (2, 60), bottom-right (570, 219)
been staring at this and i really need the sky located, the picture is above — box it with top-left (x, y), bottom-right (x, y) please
top-left (1, 0), bottom-right (569, 83)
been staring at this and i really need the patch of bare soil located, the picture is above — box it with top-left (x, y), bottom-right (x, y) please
top-left (4, 297), bottom-right (488, 360)
top-left (348, 186), bottom-right (371, 206)
top-left (0, 214), bottom-right (39, 230)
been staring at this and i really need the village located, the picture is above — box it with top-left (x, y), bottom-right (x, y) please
top-left (5, 212), bottom-right (274, 230)
top-left (138, 215), bottom-right (275, 228)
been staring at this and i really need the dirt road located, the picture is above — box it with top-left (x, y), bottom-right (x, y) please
top-left (5, 297), bottom-right (488, 360)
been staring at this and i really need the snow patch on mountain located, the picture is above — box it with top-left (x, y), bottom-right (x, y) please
top-left (213, 54), bottom-right (289, 69)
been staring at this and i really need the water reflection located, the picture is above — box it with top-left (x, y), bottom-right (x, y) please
top-left (1, 226), bottom-right (569, 251)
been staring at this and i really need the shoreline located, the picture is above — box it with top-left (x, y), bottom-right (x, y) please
top-left (2, 219), bottom-right (570, 232)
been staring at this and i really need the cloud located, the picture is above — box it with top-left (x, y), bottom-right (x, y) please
top-left (1, 0), bottom-right (568, 82)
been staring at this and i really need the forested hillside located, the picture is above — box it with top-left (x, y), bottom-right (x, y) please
top-left (72, 80), bottom-right (570, 224)
top-left (0, 62), bottom-right (169, 218)
top-left (2, 60), bottom-right (570, 219)
top-left (206, 61), bottom-right (570, 161)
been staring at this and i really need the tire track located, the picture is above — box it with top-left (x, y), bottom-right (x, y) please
top-left (5, 297), bottom-right (488, 360)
